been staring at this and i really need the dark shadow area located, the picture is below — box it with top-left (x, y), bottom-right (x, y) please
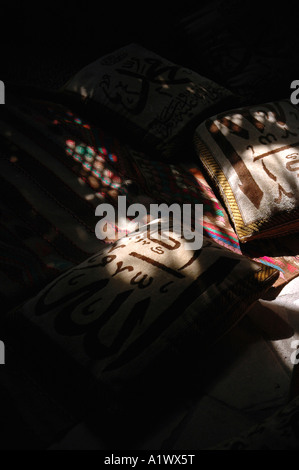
top-left (1, 0), bottom-right (299, 101)
top-left (0, 2), bottom-right (198, 90)
top-left (247, 303), bottom-right (294, 341)
top-left (0, 0), bottom-right (299, 451)
top-left (1, 309), bottom-right (282, 450)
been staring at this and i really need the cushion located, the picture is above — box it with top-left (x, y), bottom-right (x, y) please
top-left (0, 91), bottom-right (297, 317)
top-left (8, 220), bottom-right (279, 410)
top-left (179, 163), bottom-right (299, 288)
top-left (194, 99), bottom-right (299, 242)
top-left (62, 43), bottom-right (238, 159)
top-left (0, 92), bottom-right (141, 311)
top-left (129, 153), bottom-right (299, 288)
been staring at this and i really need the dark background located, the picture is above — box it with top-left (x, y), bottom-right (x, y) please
top-left (0, 0), bottom-right (299, 450)
top-left (1, 0), bottom-right (299, 103)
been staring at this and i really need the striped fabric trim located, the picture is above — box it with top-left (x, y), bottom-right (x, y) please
top-left (203, 223), bottom-right (240, 251)
top-left (128, 148), bottom-right (299, 287)
top-left (0, 91), bottom-right (298, 316)
top-left (194, 134), bottom-right (299, 242)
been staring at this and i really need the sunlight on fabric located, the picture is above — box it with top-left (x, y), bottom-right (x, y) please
top-left (84, 193), bottom-right (95, 201)
top-left (260, 276), bottom-right (299, 372)
top-left (64, 137), bottom-right (122, 196)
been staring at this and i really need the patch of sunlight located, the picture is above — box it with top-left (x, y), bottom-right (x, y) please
top-left (117, 214), bottom-right (133, 234)
top-left (79, 86), bottom-right (89, 99)
top-left (186, 86), bottom-right (195, 94)
top-left (84, 193), bottom-right (95, 201)
top-left (95, 192), bottom-right (106, 200)
top-left (253, 110), bottom-right (267, 124)
top-left (66, 139), bottom-right (75, 149)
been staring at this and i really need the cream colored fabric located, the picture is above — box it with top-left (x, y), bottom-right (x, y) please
top-left (17, 221), bottom-right (278, 395)
top-left (64, 43), bottom-right (234, 158)
top-left (195, 100), bottom-right (299, 239)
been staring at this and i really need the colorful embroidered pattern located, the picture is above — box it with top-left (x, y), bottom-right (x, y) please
top-left (0, 94), bottom-right (298, 314)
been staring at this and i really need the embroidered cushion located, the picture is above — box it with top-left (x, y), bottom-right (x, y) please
top-left (9, 221), bottom-right (279, 408)
top-left (194, 100), bottom-right (299, 242)
top-left (63, 43), bottom-right (237, 159)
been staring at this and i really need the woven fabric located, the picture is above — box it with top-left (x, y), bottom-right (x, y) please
top-left (194, 100), bottom-right (299, 242)
top-left (9, 222), bottom-right (278, 408)
top-left (0, 93), bottom-right (298, 315)
top-left (63, 43), bottom-right (237, 159)
top-left (0, 95), bottom-right (139, 310)
top-left (129, 154), bottom-right (299, 288)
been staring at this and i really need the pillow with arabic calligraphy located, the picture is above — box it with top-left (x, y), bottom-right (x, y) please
top-left (62, 43), bottom-right (237, 159)
top-left (194, 100), bottom-right (299, 242)
top-left (9, 220), bottom-right (278, 408)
